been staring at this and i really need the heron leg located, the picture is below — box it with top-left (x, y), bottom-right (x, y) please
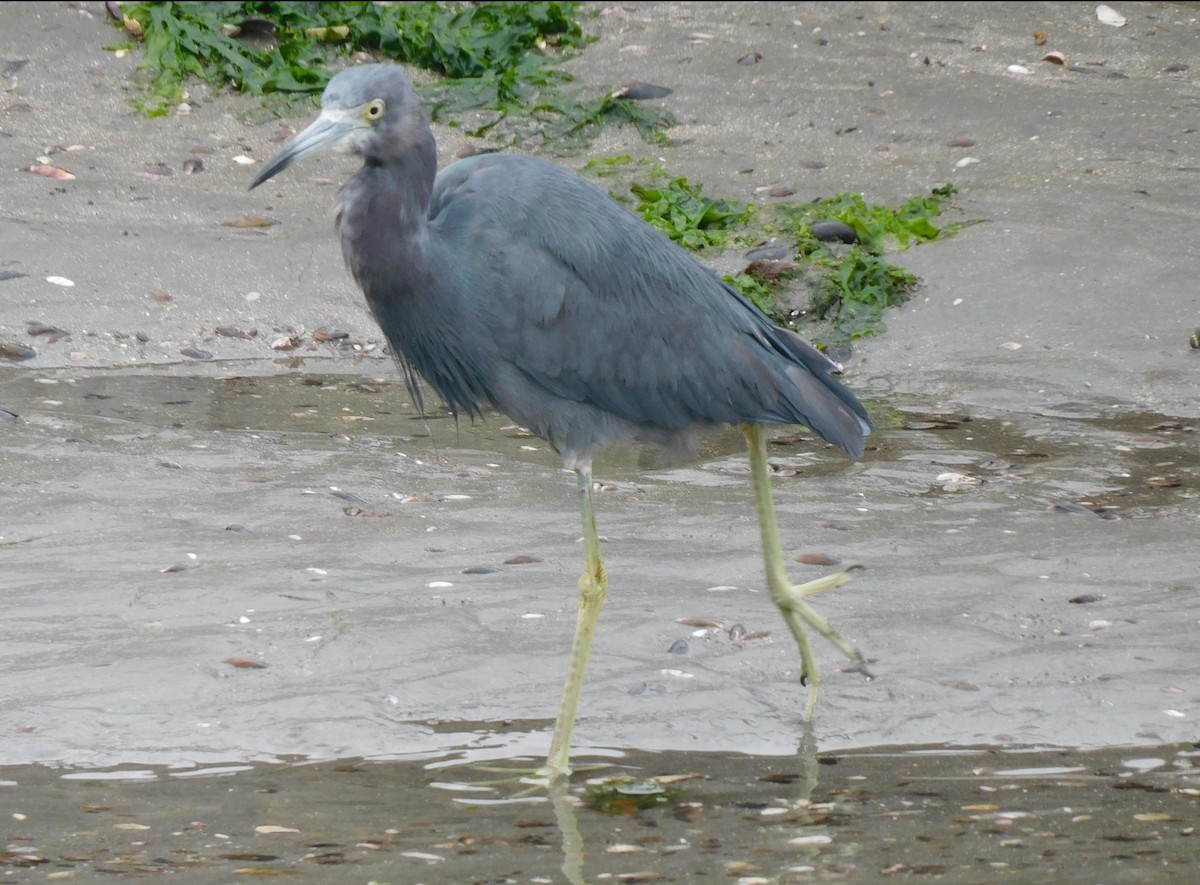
top-left (540, 464), bottom-right (607, 780)
top-left (741, 423), bottom-right (868, 720)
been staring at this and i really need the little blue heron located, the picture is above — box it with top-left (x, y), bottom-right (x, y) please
top-left (251, 63), bottom-right (871, 779)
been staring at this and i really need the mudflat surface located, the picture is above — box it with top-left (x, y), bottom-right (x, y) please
top-left (1, 2), bottom-right (1198, 881)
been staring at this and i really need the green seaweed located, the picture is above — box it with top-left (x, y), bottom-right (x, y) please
top-left (611, 167), bottom-right (961, 345)
top-left (111, 2), bottom-right (673, 147)
top-left (779, 184), bottom-right (961, 344)
top-left (630, 177), bottom-right (754, 250)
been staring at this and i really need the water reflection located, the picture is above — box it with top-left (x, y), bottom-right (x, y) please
top-left (2, 739), bottom-right (1196, 881)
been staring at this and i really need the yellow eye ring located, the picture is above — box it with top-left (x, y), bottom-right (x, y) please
top-left (364, 99), bottom-right (385, 121)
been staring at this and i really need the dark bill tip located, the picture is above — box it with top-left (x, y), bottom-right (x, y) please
top-left (248, 152), bottom-right (295, 190)
top-left (247, 114), bottom-right (354, 190)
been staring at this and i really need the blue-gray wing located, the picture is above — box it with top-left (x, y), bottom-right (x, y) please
top-left (427, 154), bottom-right (871, 457)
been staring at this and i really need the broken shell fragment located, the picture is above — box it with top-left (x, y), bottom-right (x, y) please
top-left (794, 552), bottom-right (842, 566)
top-left (1095, 4), bottom-right (1126, 27)
top-left (1145, 475), bottom-right (1181, 488)
top-left (313, 327), bottom-right (349, 342)
top-left (223, 214), bottom-right (275, 228)
top-left (215, 325), bottom-right (257, 339)
top-left (0, 341), bottom-right (37, 360)
top-left (677, 617), bottom-right (723, 629)
top-left (610, 81), bottom-right (673, 101)
top-left (22, 164), bottom-right (75, 180)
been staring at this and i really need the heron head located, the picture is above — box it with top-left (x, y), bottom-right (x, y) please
top-left (249, 64), bottom-right (427, 189)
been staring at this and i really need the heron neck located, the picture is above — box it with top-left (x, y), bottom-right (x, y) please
top-left (364, 148), bottom-right (435, 226)
top-left (336, 136), bottom-right (437, 276)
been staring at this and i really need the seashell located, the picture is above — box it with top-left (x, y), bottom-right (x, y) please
top-left (223, 214), bottom-right (275, 228)
top-left (22, 164), bottom-right (75, 180)
top-left (1095, 4), bottom-right (1126, 26)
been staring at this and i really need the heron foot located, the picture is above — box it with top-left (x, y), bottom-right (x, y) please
top-left (771, 567), bottom-right (872, 720)
top-left (787, 565), bottom-right (860, 600)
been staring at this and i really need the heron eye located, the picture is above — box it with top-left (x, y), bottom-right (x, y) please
top-left (364, 99), bottom-right (385, 121)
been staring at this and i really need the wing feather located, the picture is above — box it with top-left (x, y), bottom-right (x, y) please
top-left (422, 154), bottom-right (871, 455)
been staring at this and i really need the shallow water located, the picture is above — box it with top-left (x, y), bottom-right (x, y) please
top-left (3, 364), bottom-right (1199, 881)
top-left (2, 740), bottom-right (1197, 882)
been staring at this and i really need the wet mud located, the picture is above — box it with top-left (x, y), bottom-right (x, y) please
top-left (3, 369), bottom-right (1197, 767)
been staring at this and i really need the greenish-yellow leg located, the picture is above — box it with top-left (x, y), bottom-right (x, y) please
top-left (539, 465), bottom-right (607, 780)
top-left (741, 423), bottom-right (868, 720)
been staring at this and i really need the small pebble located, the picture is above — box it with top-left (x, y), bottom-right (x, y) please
top-left (809, 220), bottom-right (857, 243)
